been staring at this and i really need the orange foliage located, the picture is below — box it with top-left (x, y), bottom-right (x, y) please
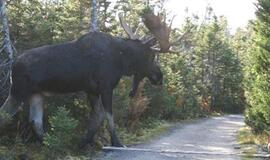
top-left (200, 95), bottom-right (210, 112)
top-left (127, 80), bottom-right (150, 132)
top-left (175, 96), bottom-right (183, 107)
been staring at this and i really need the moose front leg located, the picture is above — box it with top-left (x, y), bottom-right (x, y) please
top-left (101, 90), bottom-right (123, 147)
top-left (129, 75), bottom-right (143, 97)
top-left (79, 94), bottom-right (105, 149)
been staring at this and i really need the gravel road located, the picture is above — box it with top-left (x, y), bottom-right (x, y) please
top-left (95, 115), bottom-right (264, 160)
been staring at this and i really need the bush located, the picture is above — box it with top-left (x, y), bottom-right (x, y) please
top-left (43, 107), bottom-right (78, 155)
top-left (0, 110), bottom-right (12, 126)
top-left (245, 107), bottom-right (270, 134)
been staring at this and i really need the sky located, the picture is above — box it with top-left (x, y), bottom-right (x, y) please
top-left (165, 0), bottom-right (257, 32)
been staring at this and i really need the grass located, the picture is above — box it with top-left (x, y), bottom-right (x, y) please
top-left (0, 119), bottom-right (171, 160)
top-left (117, 119), bottom-right (171, 145)
top-left (0, 137), bottom-right (48, 160)
top-left (237, 127), bottom-right (257, 145)
top-left (237, 126), bottom-right (269, 145)
top-left (237, 126), bottom-right (270, 155)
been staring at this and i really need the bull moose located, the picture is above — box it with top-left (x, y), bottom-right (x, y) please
top-left (0, 13), bottom-right (173, 148)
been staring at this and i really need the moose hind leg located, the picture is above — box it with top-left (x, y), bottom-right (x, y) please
top-left (29, 94), bottom-right (44, 141)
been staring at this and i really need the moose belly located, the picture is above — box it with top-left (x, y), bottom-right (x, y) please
top-left (38, 77), bottom-right (95, 94)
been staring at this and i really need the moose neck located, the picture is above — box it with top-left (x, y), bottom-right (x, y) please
top-left (113, 38), bottom-right (145, 77)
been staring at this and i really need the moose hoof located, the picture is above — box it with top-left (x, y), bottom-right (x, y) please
top-left (112, 142), bottom-right (124, 147)
top-left (36, 135), bottom-right (43, 143)
top-left (78, 141), bottom-right (88, 149)
top-left (33, 129), bottom-right (44, 143)
top-left (78, 139), bottom-right (94, 149)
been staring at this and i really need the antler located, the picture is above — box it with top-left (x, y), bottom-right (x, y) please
top-left (118, 14), bottom-right (139, 40)
top-left (142, 11), bottom-right (174, 52)
top-left (118, 12), bottom-right (179, 53)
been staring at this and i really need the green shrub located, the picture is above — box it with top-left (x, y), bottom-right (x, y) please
top-left (43, 107), bottom-right (78, 154)
top-left (245, 107), bottom-right (270, 134)
top-left (0, 110), bottom-right (12, 126)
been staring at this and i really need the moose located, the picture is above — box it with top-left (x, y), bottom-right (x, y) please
top-left (0, 12), bottom-right (173, 148)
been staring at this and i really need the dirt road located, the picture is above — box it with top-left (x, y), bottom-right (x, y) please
top-left (95, 115), bottom-right (263, 160)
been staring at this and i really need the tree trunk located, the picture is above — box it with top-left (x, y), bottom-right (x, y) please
top-left (0, 0), bottom-right (13, 61)
top-left (90, 0), bottom-right (98, 32)
top-left (210, 51), bottom-right (218, 111)
top-left (0, 0), bottom-right (14, 105)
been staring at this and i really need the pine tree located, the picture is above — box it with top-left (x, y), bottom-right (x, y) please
top-left (245, 0), bottom-right (270, 133)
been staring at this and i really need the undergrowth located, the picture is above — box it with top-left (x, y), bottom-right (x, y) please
top-left (237, 126), bottom-right (270, 155)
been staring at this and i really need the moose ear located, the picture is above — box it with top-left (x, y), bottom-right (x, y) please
top-left (142, 37), bottom-right (157, 47)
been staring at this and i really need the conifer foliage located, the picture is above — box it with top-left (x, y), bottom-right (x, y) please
top-left (245, 0), bottom-right (270, 133)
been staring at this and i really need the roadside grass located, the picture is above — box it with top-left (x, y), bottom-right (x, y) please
top-left (237, 126), bottom-right (269, 145)
top-left (237, 126), bottom-right (269, 155)
top-left (117, 119), bottom-right (171, 145)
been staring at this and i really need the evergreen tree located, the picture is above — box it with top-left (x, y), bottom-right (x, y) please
top-left (245, 0), bottom-right (270, 133)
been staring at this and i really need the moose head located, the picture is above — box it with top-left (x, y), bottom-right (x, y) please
top-left (118, 11), bottom-right (174, 97)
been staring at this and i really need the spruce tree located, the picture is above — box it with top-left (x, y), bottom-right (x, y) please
top-left (245, 0), bottom-right (270, 133)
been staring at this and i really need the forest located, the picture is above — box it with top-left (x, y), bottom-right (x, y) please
top-left (0, 0), bottom-right (269, 159)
